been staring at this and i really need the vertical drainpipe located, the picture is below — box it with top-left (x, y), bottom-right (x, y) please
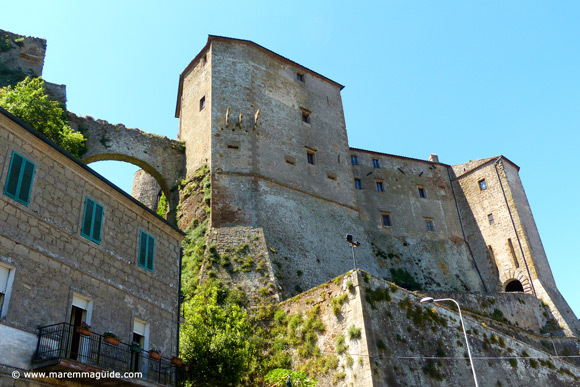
top-left (493, 158), bottom-right (536, 296)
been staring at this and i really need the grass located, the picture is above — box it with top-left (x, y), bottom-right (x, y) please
top-left (348, 325), bottom-right (361, 340)
top-left (335, 335), bottom-right (348, 354)
top-left (331, 293), bottom-right (349, 316)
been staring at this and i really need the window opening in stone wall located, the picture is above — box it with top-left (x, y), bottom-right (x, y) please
top-left (376, 181), bottom-right (384, 192)
top-left (0, 264), bottom-right (14, 317)
top-left (201, 53), bottom-right (207, 65)
top-left (4, 151), bottom-right (35, 206)
top-left (81, 197), bottom-right (104, 244)
top-left (505, 280), bottom-right (524, 292)
top-left (302, 111), bottom-right (310, 123)
top-left (69, 294), bottom-right (91, 361)
top-left (307, 151), bottom-right (315, 165)
top-left (227, 144), bottom-right (239, 150)
top-left (297, 72), bottom-right (304, 82)
top-left (354, 178), bottom-right (362, 190)
top-left (139, 231), bottom-right (155, 271)
top-left (488, 213), bottom-right (495, 225)
top-left (425, 218), bottom-right (435, 232)
top-left (132, 319), bottom-right (149, 372)
top-left (372, 159), bottom-right (380, 168)
top-left (479, 179), bottom-right (487, 190)
top-left (131, 331), bottom-right (145, 372)
top-left (508, 238), bottom-right (519, 268)
top-left (381, 213), bottom-right (391, 227)
top-left (418, 187), bottom-right (426, 198)
top-left (351, 155), bottom-right (358, 165)
top-left (199, 96), bottom-right (206, 110)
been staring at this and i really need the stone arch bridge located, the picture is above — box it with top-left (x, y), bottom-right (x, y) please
top-left (68, 113), bottom-right (185, 218)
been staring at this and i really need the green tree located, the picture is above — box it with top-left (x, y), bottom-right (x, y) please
top-left (180, 280), bottom-right (256, 386)
top-left (0, 77), bottom-right (86, 158)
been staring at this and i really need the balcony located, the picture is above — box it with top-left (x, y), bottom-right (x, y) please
top-left (32, 323), bottom-right (179, 386)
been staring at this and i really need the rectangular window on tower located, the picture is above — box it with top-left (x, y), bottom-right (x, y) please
top-left (479, 179), bottom-right (487, 191)
top-left (376, 181), bottom-right (384, 192)
top-left (418, 187), bottom-right (426, 198)
top-left (425, 218), bottom-right (435, 232)
top-left (372, 159), bottom-right (380, 168)
top-left (381, 213), bottom-right (391, 227)
top-left (354, 178), bottom-right (362, 190)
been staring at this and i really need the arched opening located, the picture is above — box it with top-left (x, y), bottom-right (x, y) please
top-left (86, 161), bottom-right (169, 216)
top-left (505, 280), bottom-right (524, 292)
top-left (89, 160), bottom-right (140, 194)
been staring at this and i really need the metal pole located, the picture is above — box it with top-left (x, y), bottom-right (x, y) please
top-left (434, 298), bottom-right (478, 387)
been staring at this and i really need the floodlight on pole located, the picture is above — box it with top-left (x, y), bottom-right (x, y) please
top-left (345, 234), bottom-right (360, 270)
top-left (420, 297), bottom-right (479, 387)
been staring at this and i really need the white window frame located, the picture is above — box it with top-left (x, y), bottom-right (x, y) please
top-left (0, 263), bottom-right (15, 318)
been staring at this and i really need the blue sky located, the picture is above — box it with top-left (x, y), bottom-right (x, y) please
top-left (2, 1), bottom-right (579, 317)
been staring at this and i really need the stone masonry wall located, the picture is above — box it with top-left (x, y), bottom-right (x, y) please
top-left (177, 44), bottom-right (212, 175)
top-left (360, 273), bottom-right (580, 386)
top-left (452, 158), bottom-right (580, 336)
top-left (280, 271), bottom-right (374, 386)
top-left (0, 113), bottom-right (183, 369)
top-left (0, 29), bottom-right (46, 88)
top-left (207, 38), bottom-right (355, 226)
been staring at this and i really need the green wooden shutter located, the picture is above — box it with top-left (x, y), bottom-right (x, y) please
top-left (81, 197), bottom-right (103, 244)
top-left (18, 160), bottom-right (35, 204)
top-left (138, 231), bottom-right (155, 271)
top-left (4, 152), bottom-right (35, 206)
top-left (82, 198), bottom-right (94, 238)
top-left (147, 235), bottom-right (155, 270)
top-left (4, 153), bottom-right (22, 197)
top-left (92, 203), bottom-right (103, 242)
top-left (139, 232), bottom-right (148, 267)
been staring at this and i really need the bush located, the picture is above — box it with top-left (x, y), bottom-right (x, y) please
top-left (264, 369), bottom-right (317, 387)
top-left (0, 77), bottom-right (86, 158)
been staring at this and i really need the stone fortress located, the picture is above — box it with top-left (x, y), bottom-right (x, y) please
top-left (2, 29), bottom-right (580, 386)
top-left (168, 35), bottom-right (579, 334)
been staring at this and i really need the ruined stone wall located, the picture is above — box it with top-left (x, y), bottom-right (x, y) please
top-left (131, 169), bottom-right (161, 210)
top-left (0, 113), bottom-right (183, 369)
top-left (0, 29), bottom-right (45, 88)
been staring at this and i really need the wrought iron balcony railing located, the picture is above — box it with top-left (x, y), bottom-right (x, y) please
top-left (32, 323), bottom-right (178, 385)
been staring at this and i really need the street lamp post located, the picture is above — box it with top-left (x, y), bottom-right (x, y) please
top-left (420, 297), bottom-right (479, 387)
top-left (345, 234), bottom-right (360, 271)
